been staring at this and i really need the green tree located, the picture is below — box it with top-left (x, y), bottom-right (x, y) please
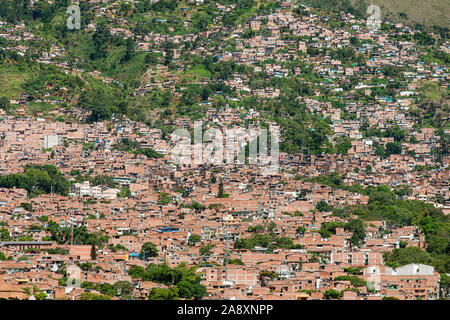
top-left (0, 251), bottom-right (12, 260)
top-left (188, 234), bottom-right (201, 245)
top-left (383, 247), bottom-right (431, 269)
top-left (368, 191), bottom-right (395, 206)
top-left (0, 227), bottom-right (11, 241)
top-left (34, 291), bottom-right (48, 300)
top-left (79, 292), bottom-right (111, 300)
top-left (91, 21), bottom-right (110, 60)
top-left (90, 244), bottom-right (97, 260)
top-left (259, 270), bottom-right (278, 280)
top-left (37, 215), bottom-right (48, 223)
top-left (199, 245), bottom-right (214, 256)
top-left (129, 262), bottom-right (207, 299)
top-left (318, 222), bottom-right (346, 239)
top-left (335, 136), bottom-right (352, 155)
top-left (296, 226), bottom-right (306, 235)
top-left (375, 144), bottom-right (386, 158)
top-left (0, 96), bottom-right (11, 113)
top-left (177, 280), bottom-right (207, 299)
top-left (345, 219), bottom-right (366, 247)
top-left (385, 142), bottom-right (402, 156)
top-left (394, 185), bottom-right (413, 198)
top-left (148, 287), bottom-right (179, 300)
top-left (227, 258), bottom-right (244, 265)
top-left (157, 193), bottom-right (171, 205)
top-left (113, 281), bottom-right (134, 299)
top-left (316, 200), bottom-right (331, 212)
top-left (385, 126), bottom-right (406, 142)
top-left (343, 267), bottom-right (364, 275)
top-left (141, 242), bottom-right (158, 259)
top-left (127, 265), bottom-right (146, 279)
top-left (334, 276), bottom-right (366, 287)
top-left (217, 180), bottom-right (224, 198)
top-left (324, 289), bottom-right (342, 300)
top-left (122, 37), bottom-right (135, 62)
top-left (440, 274), bottom-right (450, 298)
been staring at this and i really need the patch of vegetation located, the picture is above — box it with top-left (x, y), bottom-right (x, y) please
top-left (128, 263), bottom-right (206, 300)
top-left (0, 164), bottom-right (69, 197)
top-left (234, 234), bottom-right (303, 251)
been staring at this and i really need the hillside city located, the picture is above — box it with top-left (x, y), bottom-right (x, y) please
top-left (0, 0), bottom-right (448, 301)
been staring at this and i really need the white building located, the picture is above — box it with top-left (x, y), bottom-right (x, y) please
top-left (44, 135), bottom-right (62, 149)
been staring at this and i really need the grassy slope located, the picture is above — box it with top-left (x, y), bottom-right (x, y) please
top-left (0, 65), bottom-right (32, 99)
top-left (354, 0), bottom-right (449, 28)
